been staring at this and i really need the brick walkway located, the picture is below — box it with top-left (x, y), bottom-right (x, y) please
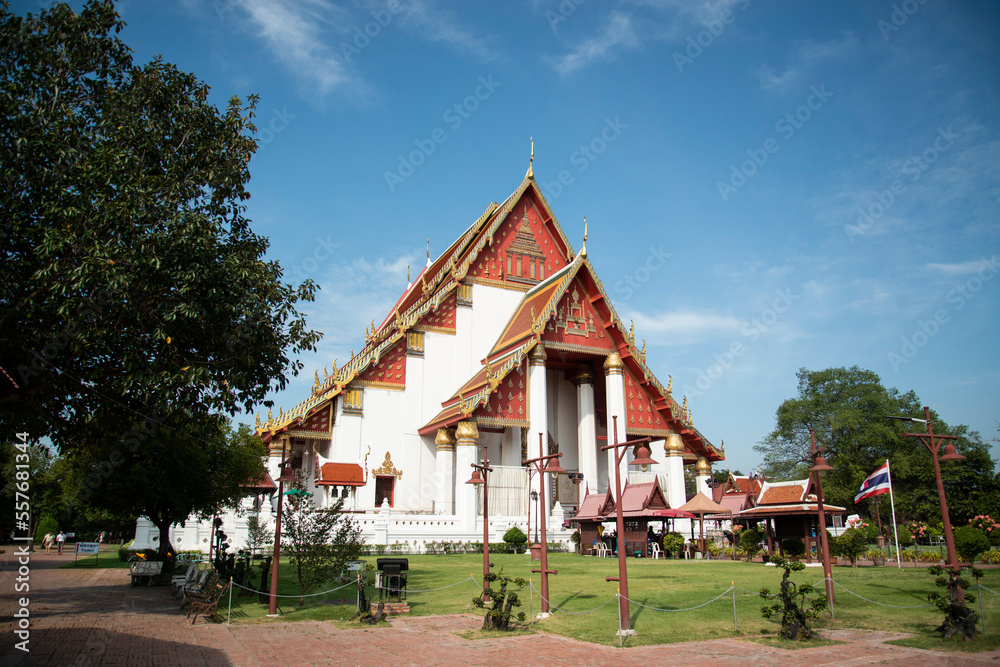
top-left (2, 547), bottom-right (998, 666)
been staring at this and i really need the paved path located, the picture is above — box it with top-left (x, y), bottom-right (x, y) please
top-left (2, 547), bottom-right (998, 666)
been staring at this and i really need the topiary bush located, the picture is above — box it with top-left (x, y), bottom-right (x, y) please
top-left (781, 537), bottom-right (806, 559)
top-left (759, 556), bottom-right (828, 640)
top-left (502, 526), bottom-right (528, 553)
top-left (835, 528), bottom-right (869, 566)
top-left (953, 526), bottom-right (990, 564)
top-left (740, 528), bottom-right (763, 561)
top-left (34, 515), bottom-right (59, 544)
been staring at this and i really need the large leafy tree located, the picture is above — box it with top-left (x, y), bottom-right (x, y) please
top-left (63, 416), bottom-right (267, 559)
top-left (755, 367), bottom-right (999, 526)
top-left (0, 1), bottom-right (320, 449)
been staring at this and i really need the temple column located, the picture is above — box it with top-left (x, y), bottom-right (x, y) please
top-left (695, 457), bottom-right (712, 497)
top-left (455, 420), bottom-right (479, 530)
top-left (528, 344), bottom-right (550, 512)
top-left (603, 353), bottom-right (628, 489)
top-left (434, 427), bottom-right (456, 515)
top-left (574, 363), bottom-right (597, 500)
top-left (664, 433), bottom-right (688, 532)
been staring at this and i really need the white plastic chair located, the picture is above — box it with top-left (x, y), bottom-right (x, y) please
top-left (651, 543), bottom-right (664, 559)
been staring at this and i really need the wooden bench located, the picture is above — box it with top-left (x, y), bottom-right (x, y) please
top-left (187, 581), bottom-right (230, 625)
top-left (129, 561), bottom-right (163, 587)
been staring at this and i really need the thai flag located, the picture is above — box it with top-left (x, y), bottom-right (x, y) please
top-left (855, 462), bottom-right (891, 503)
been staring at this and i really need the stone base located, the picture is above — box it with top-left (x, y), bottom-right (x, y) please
top-left (371, 601), bottom-right (410, 615)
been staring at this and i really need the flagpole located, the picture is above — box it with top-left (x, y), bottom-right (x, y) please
top-left (886, 459), bottom-right (901, 569)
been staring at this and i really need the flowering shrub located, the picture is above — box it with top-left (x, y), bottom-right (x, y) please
top-left (969, 515), bottom-right (1000, 546)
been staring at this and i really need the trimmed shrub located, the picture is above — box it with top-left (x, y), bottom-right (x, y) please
top-left (739, 528), bottom-right (763, 561)
top-left (781, 537), bottom-right (806, 559)
top-left (836, 528), bottom-right (869, 566)
top-left (502, 526), bottom-right (528, 553)
top-left (953, 525), bottom-right (990, 564)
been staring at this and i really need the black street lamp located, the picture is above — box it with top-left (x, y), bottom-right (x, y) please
top-left (530, 490), bottom-right (539, 544)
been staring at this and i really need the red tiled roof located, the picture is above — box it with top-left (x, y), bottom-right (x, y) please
top-left (246, 471), bottom-right (276, 492)
top-left (757, 482), bottom-right (806, 505)
top-left (719, 494), bottom-right (748, 513)
top-left (317, 463), bottom-right (365, 487)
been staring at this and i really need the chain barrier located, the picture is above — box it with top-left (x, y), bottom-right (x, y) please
top-left (979, 583), bottom-right (1000, 598)
top-left (229, 579), bottom-right (356, 598)
top-left (527, 581), bottom-right (619, 615)
top-left (830, 579), bottom-right (933, 609)
top-left (622, 587), bottom-right (735, 613)
top-left (228, 575), bottom-right (475, 597)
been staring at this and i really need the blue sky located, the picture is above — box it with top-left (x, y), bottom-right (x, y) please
top-left (17, 0), bottom-right (999, 474)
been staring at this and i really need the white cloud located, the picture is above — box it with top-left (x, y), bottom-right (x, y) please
top-left (390, 0), bottom-right (497, 60)
top-left (625, 308), bottom-right (743, 344)
top-left (235, 0), bottom-right (350, 96)
top-left (552, 12), bottom-right (639, 76)
top-left (927, 257), bottom-right (998, 275)
top-left (758, 32), bottom-right (858, 91)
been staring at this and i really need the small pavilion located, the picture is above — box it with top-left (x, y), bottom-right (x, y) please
top-left (737, 479), bottom-right (846, 562)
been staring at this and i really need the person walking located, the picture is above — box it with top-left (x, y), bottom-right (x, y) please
top-left (56, 530), bottom-right (66, 555)
top-left (42, 532), bottom-right (55, 555)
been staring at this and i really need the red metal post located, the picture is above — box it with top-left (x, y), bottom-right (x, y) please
top-left (809, 429), bottom-right (835, 605)
top-left (267, 437), bottom-right (287, 616)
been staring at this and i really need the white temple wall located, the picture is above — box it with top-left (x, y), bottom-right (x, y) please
top-left (470, 284), bottom-right (524, 363)
top-left (421, 330), bottom-right (457, 423)
top-left (354, 386), bottom-right (405, 510)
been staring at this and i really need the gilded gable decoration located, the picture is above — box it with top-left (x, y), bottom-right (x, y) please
top-left (372, 451), bottom-right (402, 479)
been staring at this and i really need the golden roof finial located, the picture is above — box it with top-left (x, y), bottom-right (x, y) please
top-left (426, 239), bottom-right (430, 260)
top-left (581, 216), bottom-right (588, 258)
top-left (641, 340), bottom-right (646, 358)
top-left (527, 136), bottom-right (534, 179)
top-left (629, 320), bottom-right (635, 343)
top-left (255, 412), bottom-right (261, 429)
top-left (407, 264), bottom-right (410, 284)
top-left (682, 395), bottom-right (688, 412)
top-left (267, 407), bottom-right (273, 422)
top-left (667, 375), bottom-right (673, 393)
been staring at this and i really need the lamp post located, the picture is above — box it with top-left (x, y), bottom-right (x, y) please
top-left (890, 407), bottom-right (964, 572)
top-left (530, 490), bottom-right (539, 544)
top-left (568, 472), bottom-right (584, 513)
top-left (268, 438), bottom-right (296, 617)
top-left (600, 416), bottom-right (658, 636)
top-left (522, 433), bottom-right (567, 615)
top-left (465, 446), bottom-right (494, 585)
top-left (808, 429), bottom-right (835, 605)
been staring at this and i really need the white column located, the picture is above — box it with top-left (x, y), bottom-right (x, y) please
top-left (603, 353), bottom-right (628, 489)
top-left (574, 363), bottom-right (598, 501)
top-left (665, 433), bottom-right (689, 533)
top-left (695, 457), bottom-right (712, 497)
top-left (455, 421), bottom-right (479, 530)
top-left (528, 344), bottom-right (550, 519)
top-left (434, 427), bottom-right (456, 514)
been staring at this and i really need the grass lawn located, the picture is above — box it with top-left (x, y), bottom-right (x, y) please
top-left (67, 549), bottom-right (1000, 648)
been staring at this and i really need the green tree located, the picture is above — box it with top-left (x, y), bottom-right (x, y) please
top-left (62, 416), bottom-right (266, 559)
top-left (755, 367), bottom-right (999, 526)
top-left (0, 1), bottom-right (319, 450)
top-left (281, 475), bottom-right (364, 605)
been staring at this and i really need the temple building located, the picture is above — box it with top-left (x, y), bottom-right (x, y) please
top-left (133, 156), bottom-right (725, 552)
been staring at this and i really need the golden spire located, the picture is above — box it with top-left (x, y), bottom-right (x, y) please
top-left (581, 217), bottom-right (587, 258)
top-left (527, 136), bottom-right (534, 179)
top-left (407, 264), bottom-right (411, 285)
